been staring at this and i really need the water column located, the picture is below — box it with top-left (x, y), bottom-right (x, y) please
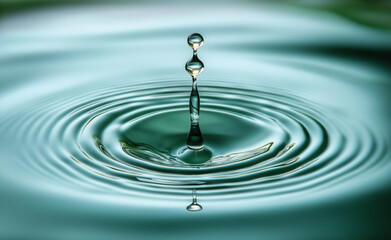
top-left (185, 33), bottom-right (205, 150)
top-left (179, 33), bottom-right (211, 165)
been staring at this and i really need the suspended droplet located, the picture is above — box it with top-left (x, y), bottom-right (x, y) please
top-left (185, 54), bottom-right (204, 79)
top-left (187, 33), bottom-right (204, 52)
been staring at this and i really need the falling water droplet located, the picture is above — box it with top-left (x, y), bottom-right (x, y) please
top-left (187, 33), bottom-right (204, 52)
top-left (186, 189), bottom-right (202, 212)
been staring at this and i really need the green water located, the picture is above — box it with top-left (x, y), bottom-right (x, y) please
top-left (0, 1), bottom-right (391, 239)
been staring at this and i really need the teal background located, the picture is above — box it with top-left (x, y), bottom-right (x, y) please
top-left (0, 0), bottom-right (391, 239)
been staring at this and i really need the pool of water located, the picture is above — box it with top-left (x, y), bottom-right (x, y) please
top-left (0, 1), bottom-right (390, 239)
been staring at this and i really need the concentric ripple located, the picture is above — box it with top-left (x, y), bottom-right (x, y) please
top-left (0, 78), bottom-right (386, 198)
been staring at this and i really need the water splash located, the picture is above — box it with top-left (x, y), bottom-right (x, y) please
top-left (185, 33), bottom-right (205, 150)
top-left (177, 33), bottom-right (214, 165)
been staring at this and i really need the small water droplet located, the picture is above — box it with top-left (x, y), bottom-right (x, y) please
top-left (187, 33), bottom-right (204, 52)
top-left (185, 54), bottom-right (204, 79)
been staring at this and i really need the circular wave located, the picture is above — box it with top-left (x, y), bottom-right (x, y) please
top-left (0, 78), bottom-right (386, 199)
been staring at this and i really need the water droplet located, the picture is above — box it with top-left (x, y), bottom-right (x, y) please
top-left (185, 54), bottom-right (204, 79)
top-left (187, 33), bottom-right (204, 52)
top-left (186, 190), bottom-right (202, 211)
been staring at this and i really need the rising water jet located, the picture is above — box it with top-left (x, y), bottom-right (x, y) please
top-left (178, 33), bottom-right (212, 164)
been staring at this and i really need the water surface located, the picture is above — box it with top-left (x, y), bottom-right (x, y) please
top-left (0, 1), bottom-right (391, 239)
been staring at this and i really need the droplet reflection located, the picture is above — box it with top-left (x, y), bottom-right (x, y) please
top-left (187, 189), bottom-right (202, 212)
